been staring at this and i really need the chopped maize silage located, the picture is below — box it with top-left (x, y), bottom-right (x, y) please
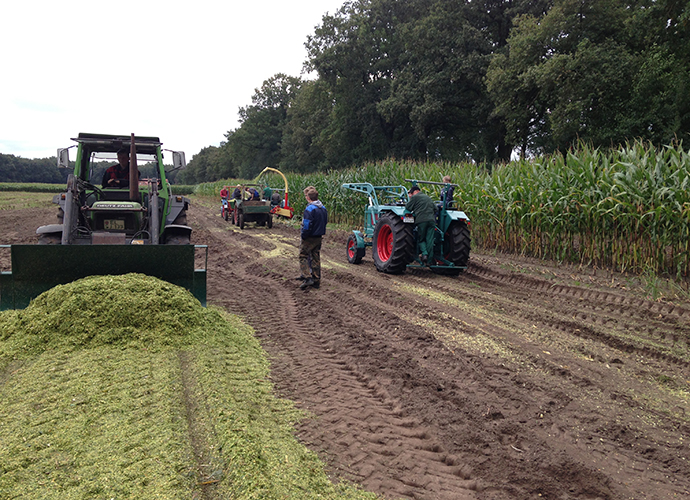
top-left (0, 273), bottom-right (212, 360)
top-left (0, 274), bottom-right (380, 499)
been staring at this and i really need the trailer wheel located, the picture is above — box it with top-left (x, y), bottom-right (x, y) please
top-left (432, 221), bottom-right (470, 276)
top-left (267, 214), bottom-right (273, 228)
top-left (347, 234), bottom-right (365, 264)
top-left (372, 213), bottom-right (414, 274)
top-left (239, 211), bottom-right (245, 229)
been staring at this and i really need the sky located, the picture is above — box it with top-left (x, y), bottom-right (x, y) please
top-left (0, 0), bottom-right (345, 160)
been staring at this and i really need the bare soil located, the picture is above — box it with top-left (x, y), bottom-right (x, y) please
top-left (4, 198), bottom-right (690, 500)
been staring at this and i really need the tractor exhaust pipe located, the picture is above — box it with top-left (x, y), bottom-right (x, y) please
top-left (129, 133), bottom-right (139, 202)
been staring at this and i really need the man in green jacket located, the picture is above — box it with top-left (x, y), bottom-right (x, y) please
top-left (405, 186), bottom-right (436, 264)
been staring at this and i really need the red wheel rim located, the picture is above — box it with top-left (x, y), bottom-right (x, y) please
top-left (348, 239), bottom-right (356, 259)
top-left (376, 224), bottom-right (393, 262)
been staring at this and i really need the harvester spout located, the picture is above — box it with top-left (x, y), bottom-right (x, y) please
top-left (129, 133), bottom-right (139, 202)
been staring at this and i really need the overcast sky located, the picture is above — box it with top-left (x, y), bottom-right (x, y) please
top-left (1, 0), bottom-right (345, 160)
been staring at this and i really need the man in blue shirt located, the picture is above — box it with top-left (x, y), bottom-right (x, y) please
top-left (298, 186), bottom-right (328, 289)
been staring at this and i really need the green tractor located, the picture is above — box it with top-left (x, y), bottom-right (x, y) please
top-left (342, 180), bottom-right (470, 276)
top-left (0, 133), bottom-right (206, 310)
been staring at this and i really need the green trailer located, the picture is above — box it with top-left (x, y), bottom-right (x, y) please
top-left (232, 184), bottom-right (273, 229)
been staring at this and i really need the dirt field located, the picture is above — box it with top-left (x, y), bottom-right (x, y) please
top-left (3, 198), bottom-right (690, 500)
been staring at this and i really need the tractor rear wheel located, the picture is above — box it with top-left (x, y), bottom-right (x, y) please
top-left (346, 234), bottom-right (365, 264)
top-left (372, 213), bottom-right (414, 274)
top-left (432, 221), bottom-right (471, 276)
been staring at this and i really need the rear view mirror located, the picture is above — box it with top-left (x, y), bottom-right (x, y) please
top-left (57, 148), bottom-right (70, 168)
top-left (172, 151), bottom-right (186, 170)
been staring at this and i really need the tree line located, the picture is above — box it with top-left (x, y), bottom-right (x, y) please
top-left (0, 154), bottom-right (183, 185)
top-left (179, 0), bottom-right (690, 184)
top-left (0, 154), bottom-right (66, 184)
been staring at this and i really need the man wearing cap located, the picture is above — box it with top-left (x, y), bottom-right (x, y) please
top-left (405, 185), bottom-right (436, 264)
top-left (103, 148), bottom-right (138, 188)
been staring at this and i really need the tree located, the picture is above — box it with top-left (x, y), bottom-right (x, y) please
top-left (225, 74), bottom-right (301, 178)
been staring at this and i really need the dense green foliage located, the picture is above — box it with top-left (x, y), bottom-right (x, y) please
top-left (181, 0), bottom-right (690, 182)
top-left (0, 275), bottom-right (379, 499)
top-left (0, 154), bottom-right (67, 184)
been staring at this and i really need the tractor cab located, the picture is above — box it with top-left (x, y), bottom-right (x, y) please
top-left (43, 133), bottom-right (190, 245)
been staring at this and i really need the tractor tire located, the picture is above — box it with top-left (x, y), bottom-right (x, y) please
top-left (267, 214), bottom-right (273, 228)
top-left (223, 208), bottom-right (228, 221)
top-left (239, 211), bottom-right (245, 229)
top-left (38, 233), bottom-right (61, 245)
top-left (432, 221), bottom-right (471, 276)
top-left (372, 213), bottom-right (414, 274)
top-left (166, 234), bottom-right (191, 245)
top-left (346, 234), bottom-right (365, 264)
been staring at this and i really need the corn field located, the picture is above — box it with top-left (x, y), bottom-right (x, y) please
top-left (198, 141), bottom-right (690, 279)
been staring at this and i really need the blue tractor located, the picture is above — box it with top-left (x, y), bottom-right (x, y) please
top-left (342, 180), bottom-right (470, 276)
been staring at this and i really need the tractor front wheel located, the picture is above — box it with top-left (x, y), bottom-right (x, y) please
top-left (346, 233), bottom-right (365, 264)
top-left (372, 214), bottom-right (414, 274)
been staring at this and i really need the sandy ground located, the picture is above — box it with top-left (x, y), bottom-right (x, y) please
top-left (2, 197), bottom-right (689, 500)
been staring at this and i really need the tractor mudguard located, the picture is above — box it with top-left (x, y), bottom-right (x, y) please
top-left (0, 244), bottom-right (207, 310)
top-left (36, 224), bottom-right (63, 235)
top-left (351, 230), bottom-right (366, 250)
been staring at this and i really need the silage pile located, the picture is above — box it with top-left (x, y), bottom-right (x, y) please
top-left (0, 273), bottom-right (216, 361)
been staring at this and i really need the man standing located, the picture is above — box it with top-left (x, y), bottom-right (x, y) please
top-left (298, 186), bottom-right (327, 290)
top-left (405, 185), bottom-right (436, 264)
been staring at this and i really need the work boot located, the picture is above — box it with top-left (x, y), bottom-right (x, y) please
top-left (300, 278), bottom-right (315, 289)
top-left (421, 254), bottom-right (428, 264)
top-left (294, 276), bottom-right (308, 281)
top-left (311, 280), bottom-right (320, 289)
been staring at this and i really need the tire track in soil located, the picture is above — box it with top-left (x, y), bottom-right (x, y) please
top-left (313, 249), bottom-right (690, 499)
top-left (402, 268), bottom-right (690, 369)
top-left (193, 211), bottom-right (481, 499)
top-left (194, 211), bottom-right (613, 499)
top-left (190, 204), bottom-right (690, 499)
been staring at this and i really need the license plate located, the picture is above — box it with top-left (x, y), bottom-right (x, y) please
top-left (104, 219), bottom-right (125, 230)
top-left (403, 215), bottom-right (414, 223)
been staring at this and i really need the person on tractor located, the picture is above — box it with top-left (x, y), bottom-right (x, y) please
top-left (270, 191), bottom-right (282, 208)
top-left (102, 147), bottom-right (139, 188)
top-left (220, 186), bottom-right (228, 200)
top-left (262, 185), bottom-right (272, 201)
top-left (405, 185), bottom-right (436, 265)
top-left (440, 175), bottom-right (454, 209)
top-left (233, 185), bottom-right (242, 200)
top-left (245, 187), bottom-right (260, 200)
